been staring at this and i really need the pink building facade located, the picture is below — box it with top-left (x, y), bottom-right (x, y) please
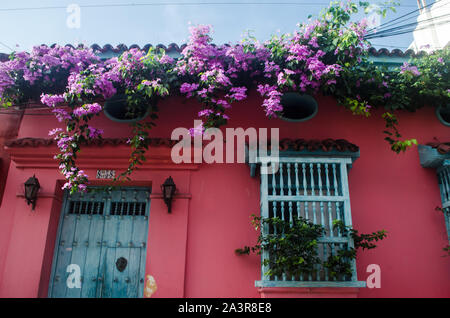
top-left (0, 46), bottom-right (449, 298)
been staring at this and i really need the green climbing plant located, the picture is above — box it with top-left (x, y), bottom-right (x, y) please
top-left (236, 214), bottom-right (387, 280)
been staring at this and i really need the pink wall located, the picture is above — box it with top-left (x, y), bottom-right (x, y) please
top-left (0, 92), bottom-right (449, 297)
top-left (0, 111), bottom-right (23, 205)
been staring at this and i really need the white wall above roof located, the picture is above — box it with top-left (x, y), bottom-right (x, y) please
top-left (409, 0), bottom-right (450, 53)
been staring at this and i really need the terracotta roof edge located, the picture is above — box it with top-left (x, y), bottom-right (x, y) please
top-left (0, 44), bottom-right (428, 62)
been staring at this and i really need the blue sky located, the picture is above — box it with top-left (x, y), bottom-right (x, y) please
top-left (0, 0), bottom-right (427, 54)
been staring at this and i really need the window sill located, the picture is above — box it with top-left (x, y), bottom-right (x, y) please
top-left (418, 144), bottom-right (450, 168)
top-left (255, 281), bottom-right (365, 298)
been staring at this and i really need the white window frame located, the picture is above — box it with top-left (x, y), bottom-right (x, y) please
top-left (255, 156), bottom-right (365, 288)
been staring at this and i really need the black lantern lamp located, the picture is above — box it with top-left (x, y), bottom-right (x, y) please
top-left (161, 176), bottom-right (177, 213)
top-left (24, 175), bottom-right (40, 210)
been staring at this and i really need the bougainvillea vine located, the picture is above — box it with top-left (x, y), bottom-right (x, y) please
top-left (0, 0), bottom-right (448, 192)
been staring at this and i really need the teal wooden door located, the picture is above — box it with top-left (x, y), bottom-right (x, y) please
top-left (48, 187), bottom-right (150, 298)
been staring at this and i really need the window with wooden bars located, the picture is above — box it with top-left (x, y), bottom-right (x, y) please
top-left (65, 187), bottom-right (149, 217)
top-left (255, 156), bottom-right (365, 288)
top-left (418, 146), bottom-right (450, 245)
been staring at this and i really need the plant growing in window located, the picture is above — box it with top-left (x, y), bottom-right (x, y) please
top-left (236, 214), bottom-right (387, 281)
top-left (236, 215), bottom-right (326, 278)
top-left (324, 220), bottom-right (387, 279)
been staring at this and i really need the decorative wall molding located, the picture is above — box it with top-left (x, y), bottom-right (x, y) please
top-left (16, 192), bottom-right (62, 203)
top-left (5, 137), bottom-right (200, 171)
top-left (150, 193), bottom-right (192, 200)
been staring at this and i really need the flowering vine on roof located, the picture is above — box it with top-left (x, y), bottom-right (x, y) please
top-left (0, 0), bottom-right (449, 193)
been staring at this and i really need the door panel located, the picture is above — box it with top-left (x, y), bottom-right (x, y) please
top-left (65, 213), bottom-right (91, 298)
top-left (50, 212), bottom-right (78, 298)
top-left (81, 214), bottom-right (105, 298)
top-left (102, 247), bottom-right (142, 298)
top-left (127, 247), bottom-right (142, 298)
top-left (101, 215), bottom-right (119, 298)
top-left (131, 210), bottom-right (149, 298)
top-left (48, 187), bottom-right (150, 298)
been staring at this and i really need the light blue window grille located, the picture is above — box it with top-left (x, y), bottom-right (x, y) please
top-left (418, 145), bottom-right (450, 244)
top-left (255, 156), bottom-right (365, 288)
top-left (437, 163), bottom-right (450, 242)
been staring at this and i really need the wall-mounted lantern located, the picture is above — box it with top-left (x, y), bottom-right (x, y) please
top-left (161, 176), bottom-right (177, 213)
top-left (24, 175), bottom-right (40, 210)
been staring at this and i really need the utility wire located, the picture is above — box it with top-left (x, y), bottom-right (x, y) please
top-left (0, 1), bottom-right (418, 12)
top-left (0, 2), bottom-right (345, 12)
top-left (366, 0), bottom-right (444, 33)
top-left (366, 19), bottom-right (450, 39)
top-left (0, 41), bottom-right (13, 52)
top-left (365, 13), bottom-right (450, 38)
top-left (366, 24), bottom-right (450, 40)
top-left (366, 17), bottom-right (450, 38)
top-left (369, 0), bottom-right (449, 34)
top-left (0, 1), bottom-right (431, 50)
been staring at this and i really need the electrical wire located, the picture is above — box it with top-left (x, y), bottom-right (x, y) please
top-left (0, 1), bottom-right (418, 12)
top-left (367, 0), bottom-right (449, 35)
top-left (365, 0), bottom-right (445, 34)
top-left (0, 2), bottom-right (346, 12)
top-left (0, 0), bottom-right (441, 111)
top-left (365, 13), bottom-right (450, 38)
top-left (365, 18), bottom-right (450, 39)
top-left (0, 1), bottom-right (431, 51)
top-left (0, 41), bottom-right (13, 52)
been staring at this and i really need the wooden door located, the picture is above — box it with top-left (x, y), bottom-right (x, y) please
top-left (48, 187), bottom-right (150, 298)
